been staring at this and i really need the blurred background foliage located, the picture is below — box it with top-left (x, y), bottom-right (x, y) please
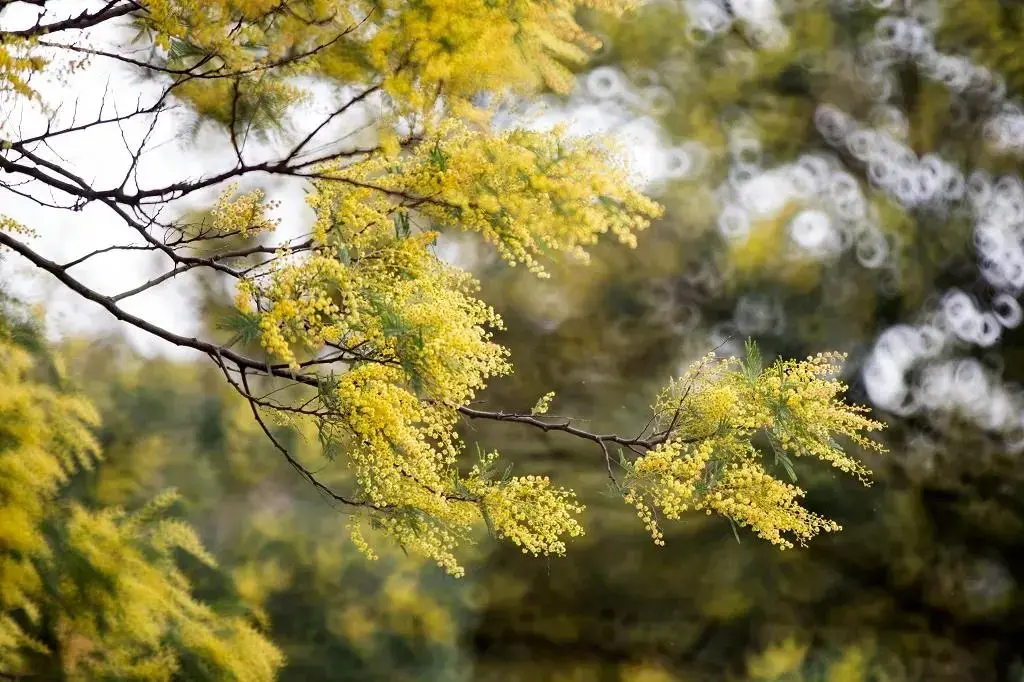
top-left (7, 0), bottom-right (1024, 679)
top-left (463, 0), bottom-right (1024, 678)
top-left (57, 328), bottom-right (483, 682)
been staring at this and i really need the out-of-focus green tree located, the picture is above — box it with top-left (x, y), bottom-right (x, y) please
top-left (59, 332), bottom-right (482, 681)
top-left (0, 297), bottom-right (284, 680)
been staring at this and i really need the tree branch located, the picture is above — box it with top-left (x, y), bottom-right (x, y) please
top-left (2, 0), bottom-right (138, 39)
top-left (224, 360), bottom-right (381, 510)
top-left (0, 230), bottom-right (682, 504)
top-left (0, 229), bottom-right (311, 384)
top-left (457, 406), bottom-right (676, 452)
top-left (61, 243), bottom-right (160, 269)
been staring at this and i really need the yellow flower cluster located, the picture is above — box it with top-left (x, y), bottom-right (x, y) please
top-left (54, 500), bottom-right (283, 680)
top-left (209, 184), bottom-right (281, 237)
top-left (247, 254), bottom-right (357, 365)
top-left (0, 216), bottom-right (37, 237)
top-left (365, 0), bottom-right (636, 115)
top-left (376, 511), bottom-right (471, 577)
top-left (4, 0), bottom-right (644, 145)
top-left (0, 39), bottom-right (47, 100)
top-left (703, 462), bottom-right (842, 548)
top-left (766, 352), bottom-right (885, 482)
top-left (326, 362), bottom-right (516, 575)
top-left (311, 121), bottom-right (661, 275)
top-left (472, 474), bottom-right (586, 557)
top-left (131, 0), bottom-right (639, 133)
top-left (239, 117), bottom-right (655, 572)
top-left (626, 349), bottom-right (885, 549)
top-left (624, 440), bottom-right (714, 547)
top-left (336, 364), bottom-right (462, 499)
top-left (531, 391), bottom-right (557, 416)
top-left (143, 0), bottom-right (311, 68)
top-left (0, 342), bottom-right (99, 569)
top-left (348, 522), bottom-right (379, 562)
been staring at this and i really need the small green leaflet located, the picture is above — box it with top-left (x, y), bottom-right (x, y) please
top-left (742, 338), bottom-right (763, 384)
top-left (727, 517), bottom-right (742, 544)
top-left (216, 310), bottom-right (261, 346)
top-left (428, 143), bottom-right (449, 172)
top-left (393, 212), bottom-right (411, 239)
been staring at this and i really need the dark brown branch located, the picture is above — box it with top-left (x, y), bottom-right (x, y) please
top-left (2, 0), bottom-right (138, 39)
top-left (0, 146), bottom-right (249, 278)
top-left (61, 243), bottom-right (160, 269)
top-left (457, 406), bottom-right (675, 452)
top-left (225, 360), bottom-right (379, 510)
top-left (279, 85), bottom-right (381, 165)
top-left (116, 95), bottom-right (163, 192)
top-left (110, 237), bottom-right (318, 301)
top-left (16, 96), bottom-right (174, 146)
top-left (203, 238), bottom-right (314, 261)
top-left (111, 263), bottom-right (197, 301)
top-left (0, 229), bottom-right (314, 385)
top-left (597, 438), bottom-right (621, 491)
top-left (39, 17), bottom-right (357, 80)
top-left (0, 232), bottom-right (681, 502)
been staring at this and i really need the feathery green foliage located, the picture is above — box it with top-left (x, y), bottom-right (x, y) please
top-left (0, 306), bottom-right (283, 680)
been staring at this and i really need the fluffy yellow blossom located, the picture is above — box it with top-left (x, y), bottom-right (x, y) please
top-left (348, 522), bottom-right (379, 562)
top-left (0, 216), bottom-right (37, 238)
top-left (472, 474), bottom-right (585, 557)
top-left (531, 391), bottom-right (557, 416)
top-left (233, 117), bottom-right (655, 574)
top-left (626, 344), bottom-right (885, 549)
top-left (308, 121), bottom-right (661, 274)
top-left (123, 0), bottom-right (640, 132)
top-left (209, 185), bottom-right (281, 237)
top-left (0, 39), bottom-right (47, 100)
top-left (365, 0), bottom-right (634, 116)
